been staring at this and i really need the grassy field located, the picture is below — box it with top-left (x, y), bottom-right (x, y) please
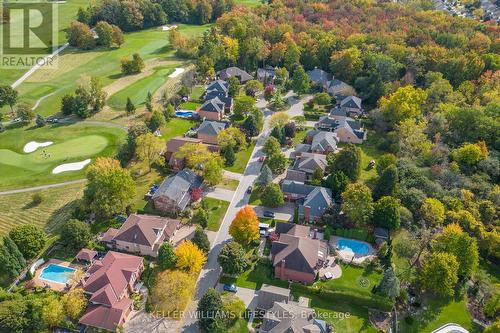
top-left (107, 65), bottom-right (176, 110)
top-left (179, 101), bottom-right (202, 111)
top-left (314, 263), bottom-right (383, 296)
top-left (217, 178), bottom-right (240, 190)
top-left (204, 197), bottom-right (230, 231)
top-left (0, 123), bottom-right (125, 190)
top-left (0, 182), bottom-right (84, 235)
top-left (159, 118), bottom-right (197, 142)
top-left (225, 140), bottom-right (256, 174)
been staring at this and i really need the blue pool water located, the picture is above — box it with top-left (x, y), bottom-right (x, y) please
top-left (176, 110), bottom-right (194, 117)
top-left (337, 239), bottom-right (370, 255)
top-left (40, 264), bottom-right (76, 284)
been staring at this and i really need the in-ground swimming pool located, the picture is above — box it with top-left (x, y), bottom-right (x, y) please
top-left (175, 110), bottom-right (194, 117)
top-left (40, 264), bottom-right (76, 284)
top-left (337, 238), bottom-right (370, 255)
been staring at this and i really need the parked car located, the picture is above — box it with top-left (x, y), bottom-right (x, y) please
top-left (258, 156), bottom-right (267, 162)
top-left (247, 186), bottom-right (253, 194)
top-left (263, 211), bottom-right (275, 218)
top-left (223, 284), bottom-right (237, 293)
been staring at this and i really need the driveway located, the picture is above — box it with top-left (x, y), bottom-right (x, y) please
top-left (251, 203), bottom-right (295, 222)
top-left (205, 187), bottom-right (235, 201)
top-left (223, 170), bottom-right (243, 180)
top-left (215, 283), bottom-right (258, 308)
top-left (125, 310), bottom-right (180, 333)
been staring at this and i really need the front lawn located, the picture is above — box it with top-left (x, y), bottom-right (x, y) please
top-left (293, 128), bottom-right (311, 146)
top-left (217, 178), bottom-right (240, 191)
top-left (225, 140), bottom-right (256, 174)
top-left (203, 197), bottom-right (230, 231)
top-left (220, 258), bottom-right (289, 290)
top-left (159, 118), bottom-right (197, 143)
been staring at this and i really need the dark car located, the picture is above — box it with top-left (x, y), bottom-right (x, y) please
top-left (223, 284), bottom-right (237, 293)
top-left (247, 186), bottom-right (253, 194)
top-left (263, 211), bottom-right (275, 218)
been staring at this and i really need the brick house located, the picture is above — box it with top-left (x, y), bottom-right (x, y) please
top-left (281, 180), bottom-right (333, 223)
top-left (165, 137), bottom-right (219, 171)
top-left (285, 152), bottom-right (328, 183)
top-left (152, 169), bottom-right (202, 214)
top-left (196, 120), bottom-right (227, 145)
top-left (197, 97), bottom-right (225, 121)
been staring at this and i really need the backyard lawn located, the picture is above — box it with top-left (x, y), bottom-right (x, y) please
top-left (179, 101), bottom-right (202, 111)
top-left (204, 197), bottom-right (230, 231)
top-left (314, 263), bottom-right (383, 296)
top-left (0, 123), bottom-right (125, 190)
top-left (220, 258), bottom-right (289, 290)
top-left (225, 140), bottom-right (256, 174)
top-left (159, 118), bottom-right (197, 142)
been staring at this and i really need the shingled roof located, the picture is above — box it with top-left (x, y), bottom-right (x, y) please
top-left (152, 169), bottom-right (202, 211)
top-left (199, 96), bottom-right (225, 113)
top-left (310, 131), bottom-right (339, 153)
top-left (197, 120), bottom-right (226, 136)
top-left (217, 66), bottom-right (253, 82)
top-left (261, 301), bottom-right (326, 333)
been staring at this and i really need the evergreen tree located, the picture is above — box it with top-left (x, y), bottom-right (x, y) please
top-left (329, 144), bottom-right (361, 181)
top-left (376, 267), bottom-right (400, 299)
top-left (35, 114), bottom-right (46, 127)
top-left (373, 164), bottom-right (399, 200)
top-left (192, 227), bottom-right (210, 254)
top-left (242, 115), bottom-right (258, 136)
top-left (198, 288), bottom-right (226, 333)
top-left (325, 171), bottom-right (349, 199)
top-left (157, 243), bottom-right (176, 270)
top-left (291, 65), bottom-right (310, 95)
top-left (256, 165), bottom-right (273, 186)
top-left (126, 97), bottom-right (136, 115)
top-left (223, 145), bottom-right (236, 166)
top-left (0, 236), bottom-right (26, 278)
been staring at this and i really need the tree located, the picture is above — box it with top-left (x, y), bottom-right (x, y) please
top-left (0, 85), bottom-right (18, 114)
top-left (373, 165), bottom-right (399, 200)
top-left (150, 270), bottom-right (195, 318)
top-left (192, 227), bottom-right (210, 254)
top-left (229, 206), bottom-right (259, 245)
top-left (291, 65), bottom-right (310, 95)
top-left (84, 158), bottom-right (136, 217)
top-left (9, 224), bottom-right (46, 259)
top-left (135, 133), bottom-right (164, 171)
top-left (267, 152), bottom-right (288, 175)
top-left (256, 164), bottom-right (273, 186)
top-left (67, 21), bottom-right (95, 49)
top-left (420, 252), bottom-right (459, 297)
top-left (314, 92), bottom-right (332, 105)
top-left (329, 144), bottom-right (361, 181)
top-left (0, 236), bottom-right (26, 279)
top-left (342, 183), bottom-right (374, 226)
top-left (263, 136), bottom-right (281, 156)
top-left (60, 219), bottom-right (91, 250)
top-left (245, 80), bottom-right (263, 96)
top-left (35, 114), bottom-right (46, 127)
top-left (126, 97), bottom-right (136, 115)
top-left (121, 53), bottom-right (145, 74)
top-left (325, 171), bottom-right (349, 199)
top-left (112, 25), bottom-right (124, 46)
top-left (269, 112), bottom-right (290, 129)
top-left (373, 196), bottom-right (401, 230)
top-left (198, 288), bottom-right (226, 333)
top-left (157, 242), bottom-right (176, 270)
top-left (396, 119), bottom-right (433, 159)
top-left (223, 145), bottom-right (236, 166)
top-left (484, 321), bottom-right (500, 333)
top-left (330, 47), bottom-right (363, 82)
top-left (148, 109), bottom-right (166, 131)
top-left (175, 240), bottom-right (206, 274)
top-left (192, 209), bottom-right (209, 229)
top-left (433, 224), bottom-right (479, 278)
top-left (95, 21), bottom-right (114, 47)
top-left (15, 103), bottom-right (35, 123)
top-left (376, 267), bottom-right (400, 299)
top-left (217, 127), bottom-right (246, 150)
top-left (61, 94), bottom-right (76, 115)
top-left (377, 154), bottom-right (397, 175)
top-left (420, 198), bottom-right (445, 225)
top-left (42, 297), bottom-right (64, 328)
top-left (379, 86), bottom-right (427, 126)
top-left (218, 241), bottom-right (249, 275)
top-left (451, 143), bottom-right (485, 172)
top-left (227, 76), bottom-right (240, 97)
top-left (204, 156), bottom-right (224, 186)
top-left (233, 95), bottom-right (256, 118)
top-left (311, 167), bottom-right (324, 184)
top-left (61, 288), bottom-right (87, 320)
top-left (0, 299), bottom-right (29, 332)
top-left (284, 122), bottom-right (296, 138)
top-left (222, 293), bottom-right (246, 326)
top-left (261, 183), bottom-right (284, 208)
top-left (242, 114), bottom-right (259, 136)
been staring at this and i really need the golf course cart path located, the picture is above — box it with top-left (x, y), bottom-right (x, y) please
top-left (0, 179), bottom-right (86, 196)
top-left (32, 92), bottom-right (57, 111)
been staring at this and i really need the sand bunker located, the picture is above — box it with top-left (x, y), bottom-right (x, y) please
top-left (162, 25), bottom-right (178, 31)
top-left (169, 68), bottom-right (185, 78)
top-left (23, 141), bottom-right (54, 153)
top-left (52, 159), bottom-right (91, 174)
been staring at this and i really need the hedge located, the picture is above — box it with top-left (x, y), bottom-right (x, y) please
top-left (333, 228), bottom-right (376, 244)
top-left (291, 283), bottom-right (394, 312)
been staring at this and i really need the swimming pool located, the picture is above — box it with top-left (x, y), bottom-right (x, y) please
top-left (337, 238), bottom-right (370, 255)
top-left (40, 264), bottom-right (76, 284)
top-left (176, 110), bottom-right (194, 117)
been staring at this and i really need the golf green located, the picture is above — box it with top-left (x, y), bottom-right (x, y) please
top-left (0, 123), bottom-right (125, 190)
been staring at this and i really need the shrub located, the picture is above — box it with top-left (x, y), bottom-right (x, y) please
top-left (31, 193), bottom-right (43, 205)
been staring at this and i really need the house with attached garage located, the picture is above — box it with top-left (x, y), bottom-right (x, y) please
top-left (307, 68), bottom-right (331, 87)
top-left (99, 214), bottom-right (180, 257)
top-left (324, 78), bottom-right (354, 97)
top-left (216, 66), bottom-right (253, 83)
top-left (164, 137), bottom-right (219, 171)
top-left (338, 95), bottom-right (363, 116)
top-left (270, 222), bottom-right (328, 284)
top-left (204, 80), bottom-right (233, 112)
top-left (305, 130), bottom-right (339, 154)
top-left (286, 152), bottom-right (328, 183)
top-left (281, 180), bottom-right (333, 223)
top-left (197, 96), bottom-right (225, 121)
top-left (152, 168), bottom-right (202, 214)
top-left (196, 120), bottom-right (227, 145)
top-left (257, 66), bottom-right (277, 83)
top-left (314, 112), bottom-right (367, 144)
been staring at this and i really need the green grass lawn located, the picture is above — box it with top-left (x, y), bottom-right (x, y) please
top-left (107, 66), bottom-right (176, 110)
top-left (159, 118), bottom-right (197, 142)
top-left (293, 128), bottom-right (311, 146)
top-left (179, 101), bottom-right (202, 111)
top-left (227, 318), bottom-right (249, 333)
top-left (352, 132), bottom-right (384, 186)
top-left (217, 178), bottom-right (240, 190)
top-left (314, 263), bottom-right (383, 296)
top-left (220, 258), bottom-right (289, 290)
top-left (248, 186), bottom-right (262, 206)
top-left (225, 140), bottom-right (256, 174)
top-left (0, 123), bottom-right (125, 190)
top-left (203, 197), bottom-right (230, 231)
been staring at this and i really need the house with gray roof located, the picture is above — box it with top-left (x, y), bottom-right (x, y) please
top-left (324, 79), bottom-right (354, 96)
top-left (197, 97), bottom-right (225, 121)
top-left (270, 222), bottom-right (328, 284)
top-left (196, 120), bottom-right (226, 144)
top-left (339, 95), bottom-right (362, 116)
top-left (152, 169), bottom-right (202, 214)
top-left (307, 68), bottom-right (331, 87)
top-left (281, 181), bottom-right (333, 223)
top-left (216, 66), bottom-right (253, 83)
top-left (205, 80), bottom-right (233, 112)
top-left (329, 107), bottom-right (348, 120)
top-left (314, 114), bottom-right (367, 144)
top-left (261, 301), bottom-right (328, 333)
top-left (205, 80), bottom-right (229, 95)
top-left (309, 131), bottom-right (339, 154)
top-left (257, 66), bottom-right (276, 83)
top-left (257, 284), bottom-right (291, 310)
top-left (286, 152), bottom-right (328, 183)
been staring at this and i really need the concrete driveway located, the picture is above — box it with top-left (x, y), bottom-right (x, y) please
top-left (216, 283), bottom-right (258, 308)
top-left (205, 187), bottom-right (235, 201)
top-left (251, 203), bottom-right (295, 222)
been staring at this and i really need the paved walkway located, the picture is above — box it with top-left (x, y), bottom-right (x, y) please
top-left (223, 170), bottom-right (243, 181)
top-left (0, 179), bottom-right (86, 196)
top-left (205, 188), bottom-right (235, 201)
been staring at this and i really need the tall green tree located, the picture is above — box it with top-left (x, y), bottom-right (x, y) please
top-left (373, 165), bottom-right (399, 200)
top-left (95, 21), bottom-right (114, 47)
top-left (324, 171), bottom-right (349, 199)
top-left (9, 224), bottom-right (46, 259)
top-left (60, 219), bottom-right (91, 250)
top-left (291, 65), bottom-right (310, 95)
top-left (420, 252), bottom-right (459, 297)
top-left (376, 267), bottom-right (400, 299)
top-left (198, 288), bottom-right (226, 333)
top-left (126, 97), bottom-right (136, 115)
top-left (192, 227), bottom-right (210, 254)
top-left (373, 196), bottom-right (401, 230)
top-left (0, 86), bottom-right (18, 115)
top-left (342, 183), bottom-right (374, 226)
top-left (218, 241), bottom-right (249, 276)
top-left (329, 144), bottom-right (361, 181)
top-left (157, 242), bottom-right (176, 269)
top-left (261, 183), bottom-right (284, 208)
top-left (256, 165), bottom-right (273, 186)
top-left (227, 77), bottom-right (240, 97)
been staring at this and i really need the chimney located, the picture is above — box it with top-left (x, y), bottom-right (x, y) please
top-left (280, 260), bottom-right (286, 280)
top-left (304, 206), bottom-right (311, 223)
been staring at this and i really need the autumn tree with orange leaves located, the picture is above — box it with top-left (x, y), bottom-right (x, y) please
top-left (229, 206), bottom-right (259, 245)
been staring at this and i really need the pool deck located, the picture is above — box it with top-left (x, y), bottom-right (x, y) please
top-left (29, 259), bottom-right (78, 292)
top-left (330, 236), bottom-right (376, 265)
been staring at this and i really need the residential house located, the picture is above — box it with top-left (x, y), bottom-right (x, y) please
top-left (78, 251), bottom-right (144, 332)
top-left (286, 152), bottom-right (328, 183)
top-left (165, 137), bottom-right (219, 171)
top-left (281, 180), bottom-right (333, 222)
top-left (261, 301), bottom-right (328, 333)
top-left (338, 95), bottom-right (362, 116)
top-left (216, 66), bottom-right (253, 83)
top-left (257, 66), bottom-right (276, 83)
top-left (196, 120), bottom-right (227, 145)
top-left (329, 107), bottom-right (348, 121)
top-left (205, 80), bottom-right (233, 112)
top-left (152, 169), bottom-right (202, 214)
top-left (257, 284), bottom-right (291, 311)
top-left (75, 248), bottom-right (97, 264)
top-left (307, 68), bottom-right (331, 87)
top-left (99, 214), bottom-right (180, 257)
top-left (324, 79), bottom-right (354, 96)
top-left (197, 97), bottom-right (225, 121)
top-left (314, 114), bottom-right (367, 144)
top-left (305, 130), bottom-right (339, 154)
top-left (270, 222), bottom-right (328, 284)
